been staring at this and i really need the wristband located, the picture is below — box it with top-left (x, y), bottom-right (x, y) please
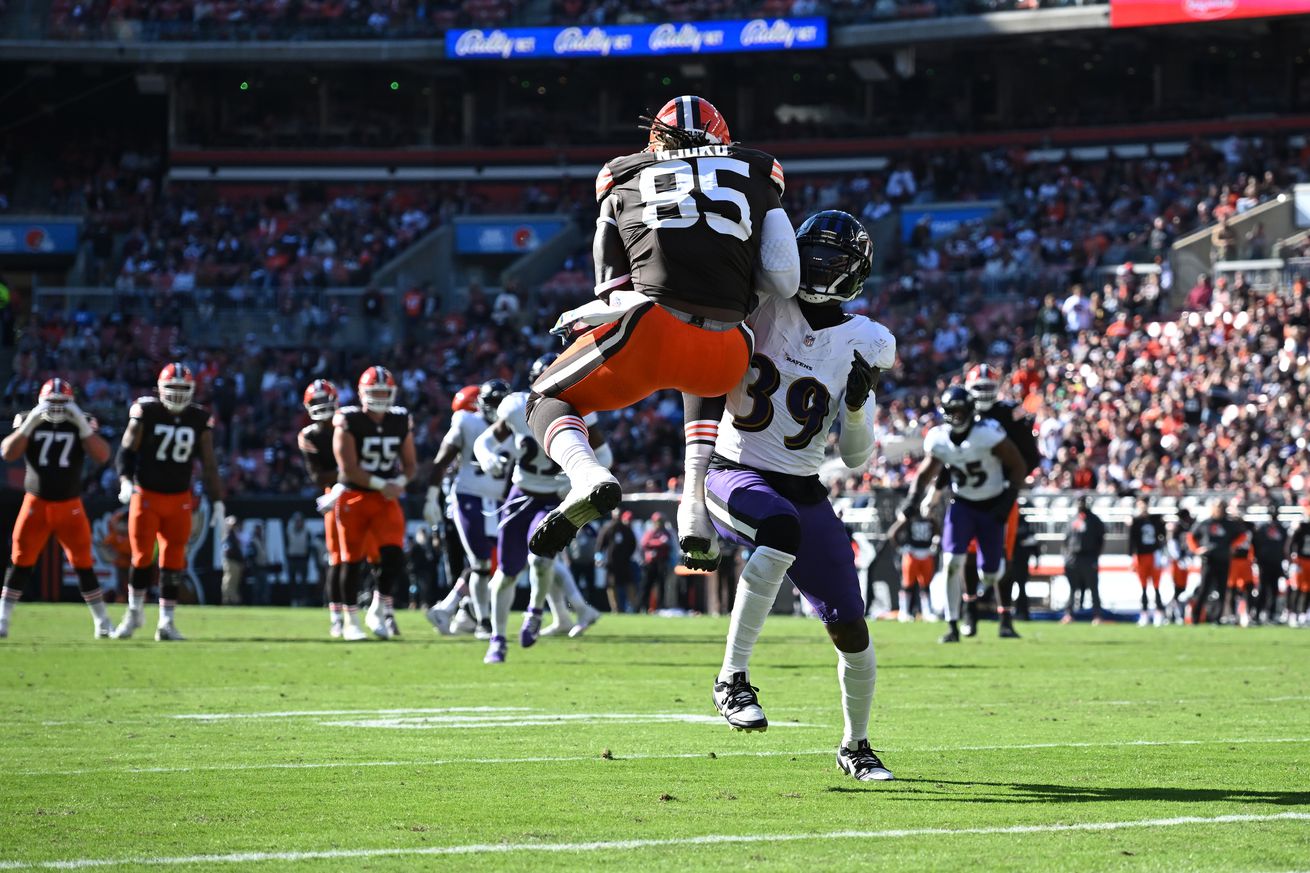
top-left (392, 474), bottom-right (408, 488)
top-left (368, 475), bottom-right (387, 491)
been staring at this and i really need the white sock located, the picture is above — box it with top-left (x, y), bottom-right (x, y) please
top-left (543, 416), bottom-right (607, 484)
top-left (944, 560), bottom-right (964, 622)
top-left (545, 587), bottom-right (571, 626)
top-left (82, 588), bottom-right (109, 623)
top-left (0, 587), bottom-right (18, 622)
top-left (159, 598), bottom-right (175, 625)
top-left (918, 589), bottom-right (933, 617)
top-left (682, 420), bottom-right (717, 504)
top-left (897, 590), bottom-right (909, 615)
top-left (128, 586), bottom-right (147, 613)
top-left (345, 604), bottom-right (363, 628)
top-left (489, 570), bottom-right (515, 639)
top-left (837, 641), bottom-right (877, 748)
top-left (528, 556), bottom-right (555, 610)
top-left (719, 546), bottom-right (794, 682)
top-left (554, 563), bottom-right (590, 618)
top-left (371, 590), bottom-right (394, 614)
top-left (468, 570), bottom-right (491, 622)
top-left (436, 578), bottom-right (467, 612)
top-left (329, 603), bottom-right (343, 623)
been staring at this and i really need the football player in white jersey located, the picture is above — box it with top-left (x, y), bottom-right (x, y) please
top-left (424, 380), bottom-right (509, 637)
top-left (898, 386), bottom-right (1029, 643)
top-left (474, 355), bottom-right (609, 664)
top-left (701, 210), bottom-right (897, 782)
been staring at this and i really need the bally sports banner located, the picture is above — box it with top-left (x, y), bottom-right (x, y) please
top-left (1111, 0), bottom-right (1310, 27)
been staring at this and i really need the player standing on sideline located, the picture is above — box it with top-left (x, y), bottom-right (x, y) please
top-left (1187, 499), bottom-right (1242, 625)
top-left (298, 379), bottom-right (368, 640)
top-left (474, 355), bottom-right (608, 663)
top-left (895, 514), bottom-right (938, 622)
top-left (961, 364), bottom-right (1039, 631)
top-left (0, 380), bottom-right (112, 638)
top-left (898, 387), bottom-right (1028, 643)
top-left (1164, 509), bottom-right (1193, 623)
top-left (1284, 509), bottom-right (1310, 626)
top-left (327, 367), bottom-right (417, 640)
top-left (702, 211), bottom-right (897, 781)
top-left (423, 382), bottom-right (508, 637)
top-left (1128, 498), bottom-right (1167, 626)
top-left (1225, 500), bottom-right (1256, 627)
top-left (112, 364), bottom-right (223, 641)
top-left (1251, 505), bottom-right (1286, 625)
top-left (526, 95), bottom-right (800, 568)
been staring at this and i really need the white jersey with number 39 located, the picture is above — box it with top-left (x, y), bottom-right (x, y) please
top-left (923, 419), bottom-right (1007, 502)
top-left (716, 295), bottom-right (896, 477)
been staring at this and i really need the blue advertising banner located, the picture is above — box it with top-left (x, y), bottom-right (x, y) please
top-left (0, 220), bottom-right (80, 255)
top-left (900, 201), bottom-right (1001, 243)
top-left (454, 218), bottom-right (569, 254)
top-left (446, 18), bottom-right (827, 60)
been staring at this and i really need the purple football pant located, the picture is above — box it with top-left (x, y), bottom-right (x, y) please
top-left (706, 468), bottom-right (864, 624)
top-left (453, 493), bottom-right (496, 566)
top-left (498, 485), bottom-right (558, 577)
top-left (942, 498), bottom-right (1005, 574)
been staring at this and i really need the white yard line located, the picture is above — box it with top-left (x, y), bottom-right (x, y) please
top-left (0, 813), bottom-right (1306, 870)
top-left (172, 706), bottom-right (531, 720)
top-left (19, 736), bottom-right (1310, 778)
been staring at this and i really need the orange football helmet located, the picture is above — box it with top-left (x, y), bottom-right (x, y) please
top-left (157, 363), bottom-right (195, 413)
top-left (644, 96), bottom-right (731, 150)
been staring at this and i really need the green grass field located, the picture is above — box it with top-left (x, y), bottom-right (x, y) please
top-left (1, 604), bottom-right (1307, 871)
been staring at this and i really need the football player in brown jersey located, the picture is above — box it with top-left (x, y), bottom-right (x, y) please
top-left (1, 379), bottom-right (112, 638)
top-left (111, 363), bottom-right (224, 641)
top-left (327, 367), bottom-right (417, 640)
top-left (527, 96), bottom-right (800, 568)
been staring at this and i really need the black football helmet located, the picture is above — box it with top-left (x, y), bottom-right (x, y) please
top-left (529, 354), bottom-right (557, 385)
top-left (477, 379), bottom-right (510, 422)
top-left (795, 210), bottom-right (873, 305)
top-left (940, 386), bottom-right (976, 435)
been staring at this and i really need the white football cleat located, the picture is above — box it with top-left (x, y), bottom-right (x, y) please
top-left (712, 672), bottom-right (767, 731)
top-left (365, 603), bottom-right (391, 640)
top-left (110, 610), bottom-right (144, 640)
top-left (528, 469), bottom-right (621, 557)
top-left (474, 618), bottom-right (493, 641)
top-left (450, 602), bottom-right (478, 635)
top-left (94, 618), bottom-right (114, 639)
top-left (1137, 612), bottom-right (1150, 627)
top-left (568, 606), bottom-right (601, 638)
top-left (837, 739), bottom-right (894, 782)
top-left (154, 623), bottom-right (185, 642)
top-left (678, 500), bottom-right (720, 571)
top-left (426, 604), bottom-right (454, 635)
top-left (1152, 610), bottom-right (1165, 627)
top-left (343, 614), bottom-right (369, 641)
top-left (539, 620), bottom-right (574, 638)
top-left (329, 620), bottom-right (344, 639)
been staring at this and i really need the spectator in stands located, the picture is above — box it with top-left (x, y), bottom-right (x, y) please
top-left (1211, 217), bottom-right (1238, 263)
top-left (1061, 284), bottom-right (1093, 335)
top-left (639, 512), bottom-right (673, 614)
top-left (1245, 222), bottom-right (1268, 260)
top-left (1062, 497), bottom-right (1105, 624)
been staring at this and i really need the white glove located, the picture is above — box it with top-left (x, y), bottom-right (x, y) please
top-left (65, 402), bottom-right (94, 438)
top-left (19, 402), bottom-right (49, 435)
top-left (423, 486), bottom-right (442, 527)
top-left (316, 483), bottom-right (346, 514)
top-left (118, 476), bottom-right (134, 505)
top-left (485, 452), bottom-right (511, 479)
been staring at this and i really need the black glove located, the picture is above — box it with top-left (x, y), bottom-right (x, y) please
top-left (845, 350), bottom-right (876, 411)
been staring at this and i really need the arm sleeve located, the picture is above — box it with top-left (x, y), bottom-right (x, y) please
top-left (593, 195), bottom-right (632, 299)
top-left (754, 207), bottom-right (799, 300)
top-left (115, 446), bottom-right (138, 479)
top-left (838, 402), bottom-right (876, 469)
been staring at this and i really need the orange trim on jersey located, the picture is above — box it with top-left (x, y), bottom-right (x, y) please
top-left (11, 494), bottom-right (94, 569)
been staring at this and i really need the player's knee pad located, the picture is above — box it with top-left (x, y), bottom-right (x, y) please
top-left (753, 513), bottom-right (802, 555)
top-left (3, 564), bottom-right (33, 589)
